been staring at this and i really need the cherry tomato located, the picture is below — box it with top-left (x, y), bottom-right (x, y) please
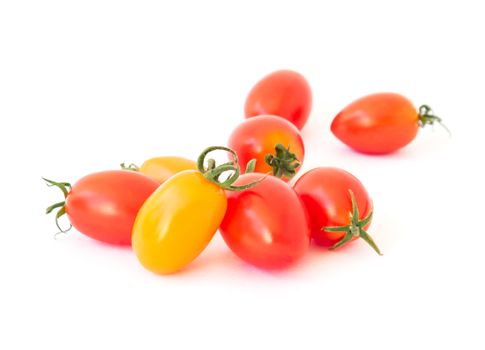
top-left (122, 156), bottom-right (196, 184)
top-left (293, 167), bottom-right (382, 255)
top-left (331, 93), bottom-right (445, 154)
top-left (228, 115), bottom-right (304, 181)
top-left (132, 170), bottom-right (227, 274)
top-left (220, 173), bottom-right (310, 270)
top-left (132, 147), bottom-right (261, 275)
top-left (245, 70), bottom-right (312, 130)
top-left (44, 171), bottom-right (159, 245)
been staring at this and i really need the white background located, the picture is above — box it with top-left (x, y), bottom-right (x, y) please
top-left (1, 1), bottom-right (484, 349)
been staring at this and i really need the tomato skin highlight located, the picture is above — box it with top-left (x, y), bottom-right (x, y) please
top-left (220, 174), bottom-right (310, 270)
top-left (245, 70), bottom-right (312, 130)
top-left (138, 156), bottom-right (196, 183)
top-left (293, 167), bottom-right (372, 247)
top-left (331, 93), bottom-right (419, 154)
top-left (132, 170), bottom-right (227, 275)
top-left (228, 115), bottom-right (305, 182)
top-left (65, 170), bottom-right (159, 245)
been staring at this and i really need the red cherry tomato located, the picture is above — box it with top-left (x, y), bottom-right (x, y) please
top-left (293, 167), bottom-right (382, 255)
top-left (228, 115), bottom-right (304, 181)
top-left (331, 93), bottom-right (445, 154)
top-left (44, 170), bottom-right (159, 245)
top-left (220, 173), bottom-right (310, 270)
top-left (245, 70), bottom-right (312, 130)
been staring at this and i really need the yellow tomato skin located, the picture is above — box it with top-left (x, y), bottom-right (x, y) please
top-left (132, 170), bottom-right (227, 275)
top-left (139, 156), bottom-right (196, 183)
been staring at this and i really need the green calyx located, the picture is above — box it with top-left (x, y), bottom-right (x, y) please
top-left (245, 159), bottom-right (256, 173)
top-left (265, 144), bottom-right (300, 179)
top-left (43, 177), bottom-right (73, 234)
top-left (197, 146), bottom-right (265, 191)
top-left (418, 105), bottom-right (451, 136)
top-left (120, 163), bottom-right (140, 171)
top-left (323, 189), bottom-right (382, 256)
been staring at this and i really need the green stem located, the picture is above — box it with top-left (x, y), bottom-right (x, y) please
top-left (43, 177), bottom-right (71, 197)
top-left (418, 105), bottom-right (451, 136)
top-left (43, 177), bottom-right (72, 234)
top-left (55, 207), bottom-right (72, 234)
top-left (245, 159), bottom-right (256, 173)
top-left (197, 146), bottom-right (265, 191)
top-left (265, 144), bottom-right (301, 179)
top-left (46, 201), bottom-right (65, 214)
top-left (323, 189), bottom-right (382, 255)
top-left (120, 163), bottom-right (140, 171)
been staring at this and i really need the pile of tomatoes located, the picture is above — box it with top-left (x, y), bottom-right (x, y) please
top-left (44, 70), bottom-right (446, 275)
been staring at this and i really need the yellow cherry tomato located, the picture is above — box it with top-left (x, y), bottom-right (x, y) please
top-left (132, 146), bottom-right (263, 275)
top-left (132, 170), bottom-right (227, 274)
top-left (139, 156), bottom-right (196, 183)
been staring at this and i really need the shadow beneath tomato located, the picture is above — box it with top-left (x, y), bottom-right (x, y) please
top-left (158, 236), bottom-right (244, 278)
top-left (163, 236), bottom-right (322, 279)
top-left (169, 236), bottom-right (341, 279)
top-left (331, 143), bottom-right (412, 159)
top-left (329, 132), bottom-right (451, 161)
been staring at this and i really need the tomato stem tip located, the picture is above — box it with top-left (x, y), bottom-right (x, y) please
top-left (245, 159), bottom-right (257, 173)
top-left (196, 146), bottom-right (265, 191)
top-left (323, 189), bottom-right (382, 255)
top-left (418, 105), bottom-right (451, 136)
top-left (265, 144), bottom-right (300, 179)
top-left (120, 163), bottom-right (140, 171)
top-left (43, 177), bottom-right (73, 234)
